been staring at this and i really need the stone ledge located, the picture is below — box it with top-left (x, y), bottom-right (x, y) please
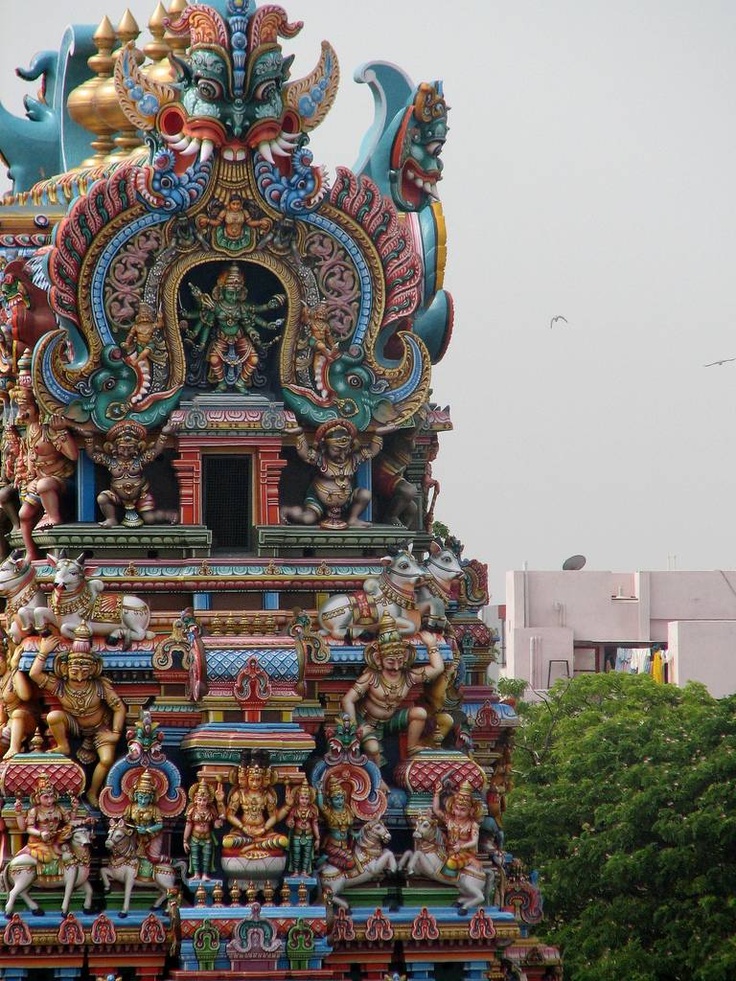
top-left (255, 525), bottom-right (431, 557)
top-left (10, 523), bottom-right (212, 558)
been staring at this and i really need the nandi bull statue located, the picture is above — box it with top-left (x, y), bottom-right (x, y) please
top-left (415, 539), bottom-right (464, 632)
top-left (42, 550), bottom-right (153, 648)
top-left (318, 548), bottom-right (426, 640)
top-left (0, 550), bottom-right (49, 645)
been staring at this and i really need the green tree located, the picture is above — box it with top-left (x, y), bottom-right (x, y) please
top-left (504, 672), bottom-right (736, 981)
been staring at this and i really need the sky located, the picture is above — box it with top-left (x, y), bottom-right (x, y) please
top-left (2, 1), bottom-right (736, 603)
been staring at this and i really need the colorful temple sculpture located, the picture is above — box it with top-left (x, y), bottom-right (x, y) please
top-left (0, 2), bottom-right (560, 979)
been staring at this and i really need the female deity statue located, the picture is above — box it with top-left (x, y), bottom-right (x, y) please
top-left (183, 778), bottom-right (226, 880)
top-left (274, 780), bottom-right (320, 876)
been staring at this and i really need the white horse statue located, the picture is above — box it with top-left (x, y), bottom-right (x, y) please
top-left (44, 551), bottom-right (153, 648)
top-left (2, 824), bottom-right (94, 918)
top-left (319, 818), bottom-right (397, 910)
top-left (101, 817), bottom-right (184, 916)
top-left (318, 550), bottom-right (426, 640)
top-left (398, 812), bottom-right (494, 913)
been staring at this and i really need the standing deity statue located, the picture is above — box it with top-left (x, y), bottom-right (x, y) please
top-left (316, 776), bottom-right (357, 872)
top-left (123, 769), bottom-right (165, 867)
top-left (180, 263), bottom-right (285, 393)
top-left (373, 428), bottom-right (420, 529)
top-left (121, 302), bottom-right (168, 405)
top-left (341, 616), bottom-right (445, 766)
top-left (281, 421), bottom-right (385, 530)
top-left (0, 418), bottom-right (23, 534)
top-left (10, 366), bottom-right (78, 556)
top-left (183, 778), bottom-right (226, 880)
top-left (29, 625), bottom-right (126, 807)
top-left (81, 419), bottom-right (179, 527)
top-left (273, 780), bottom-right (321, 876)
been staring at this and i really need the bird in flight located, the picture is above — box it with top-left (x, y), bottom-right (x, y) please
top-left (550, 315), bottom-right (568, 328)
top-left (704, 357), bottom-right (736, 367)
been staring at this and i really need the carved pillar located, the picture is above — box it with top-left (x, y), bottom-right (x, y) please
top-left (256, 440), bottom-right (287, 525)
top-left (172, 443), bottom-right (202, 525)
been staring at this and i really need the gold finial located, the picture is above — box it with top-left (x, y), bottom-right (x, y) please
top-left (117, 9), bottom-right (141, 43)
top-left (67, 16), bottom-right (119, 167)
top-left (164, 0), bottom-right (191, 58)
top-left (143, 3), bottom-right (175, 79)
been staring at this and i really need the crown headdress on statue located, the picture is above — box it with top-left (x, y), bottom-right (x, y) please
top-left (134, 769), bottom-right (156, 795)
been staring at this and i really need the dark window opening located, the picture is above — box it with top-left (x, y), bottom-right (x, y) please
top-left (203, 454), bottom-right (251, 550)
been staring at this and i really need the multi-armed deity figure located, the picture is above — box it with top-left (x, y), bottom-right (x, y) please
top-left (432, 778), bottom-right (484, 878)
top-left (29, 625), bottom-right (126, 807)
top-left (14, 772), bottom-right (75, 869)
top-left (222, 751), bottom-right (289, 858)
top-left (282, 421), bottom-right (385, 529)
top-left (80, 419), bottom-right (179, 527)
top-left (183, 778), bottom-right (226, 880)
top-left (341, 615), bottom-right (445, 767)
top-left (180, 263), bottom-right (285, 392)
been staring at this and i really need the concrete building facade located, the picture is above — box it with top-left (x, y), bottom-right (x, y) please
top-left (501, 569), bottom-right (736, 698)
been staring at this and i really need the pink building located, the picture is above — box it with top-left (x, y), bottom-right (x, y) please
top-left (501, 569), bottom-right (736, 698)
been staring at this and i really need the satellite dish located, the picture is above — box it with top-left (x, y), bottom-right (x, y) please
top-left (562, 554), bottom-right (587, 571)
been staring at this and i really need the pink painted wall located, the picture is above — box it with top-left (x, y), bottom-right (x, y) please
top-left (503, 569), bottom-right (736, 697)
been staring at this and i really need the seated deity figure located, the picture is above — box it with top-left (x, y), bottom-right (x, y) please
top-left (432, 778), bottom-right (484, 877)
top-left (29, 625), bottom-right (126, 807)
top-left (14, 772), bottom-right (74, 869)
top-left (281, 421), bottom-right (385, 530)
top-left (222, 751), bottom-right (289, 857)
top-left (341, 615), bottom-right (445, 766)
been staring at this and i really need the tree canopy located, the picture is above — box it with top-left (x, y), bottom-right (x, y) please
top-left (503, 672), bottom-right (736, 981)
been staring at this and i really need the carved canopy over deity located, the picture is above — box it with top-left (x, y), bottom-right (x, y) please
top-left (19, 0), bottom-right (452, 445)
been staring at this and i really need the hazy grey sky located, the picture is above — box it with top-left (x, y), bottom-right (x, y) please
top-left (2, 1), bottom-right (736, 602)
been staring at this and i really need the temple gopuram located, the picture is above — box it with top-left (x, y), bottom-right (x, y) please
top-left (0, 2), bottom-right (561, 980)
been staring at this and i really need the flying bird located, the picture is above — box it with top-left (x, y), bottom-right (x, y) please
top-left (550, 315), bottom-right (568, 328)
top-left (704, 357), bottom-right (736, 367)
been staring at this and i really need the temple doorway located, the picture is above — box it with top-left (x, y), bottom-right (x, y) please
top-left (203, 454), bottom-right (251, 551)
